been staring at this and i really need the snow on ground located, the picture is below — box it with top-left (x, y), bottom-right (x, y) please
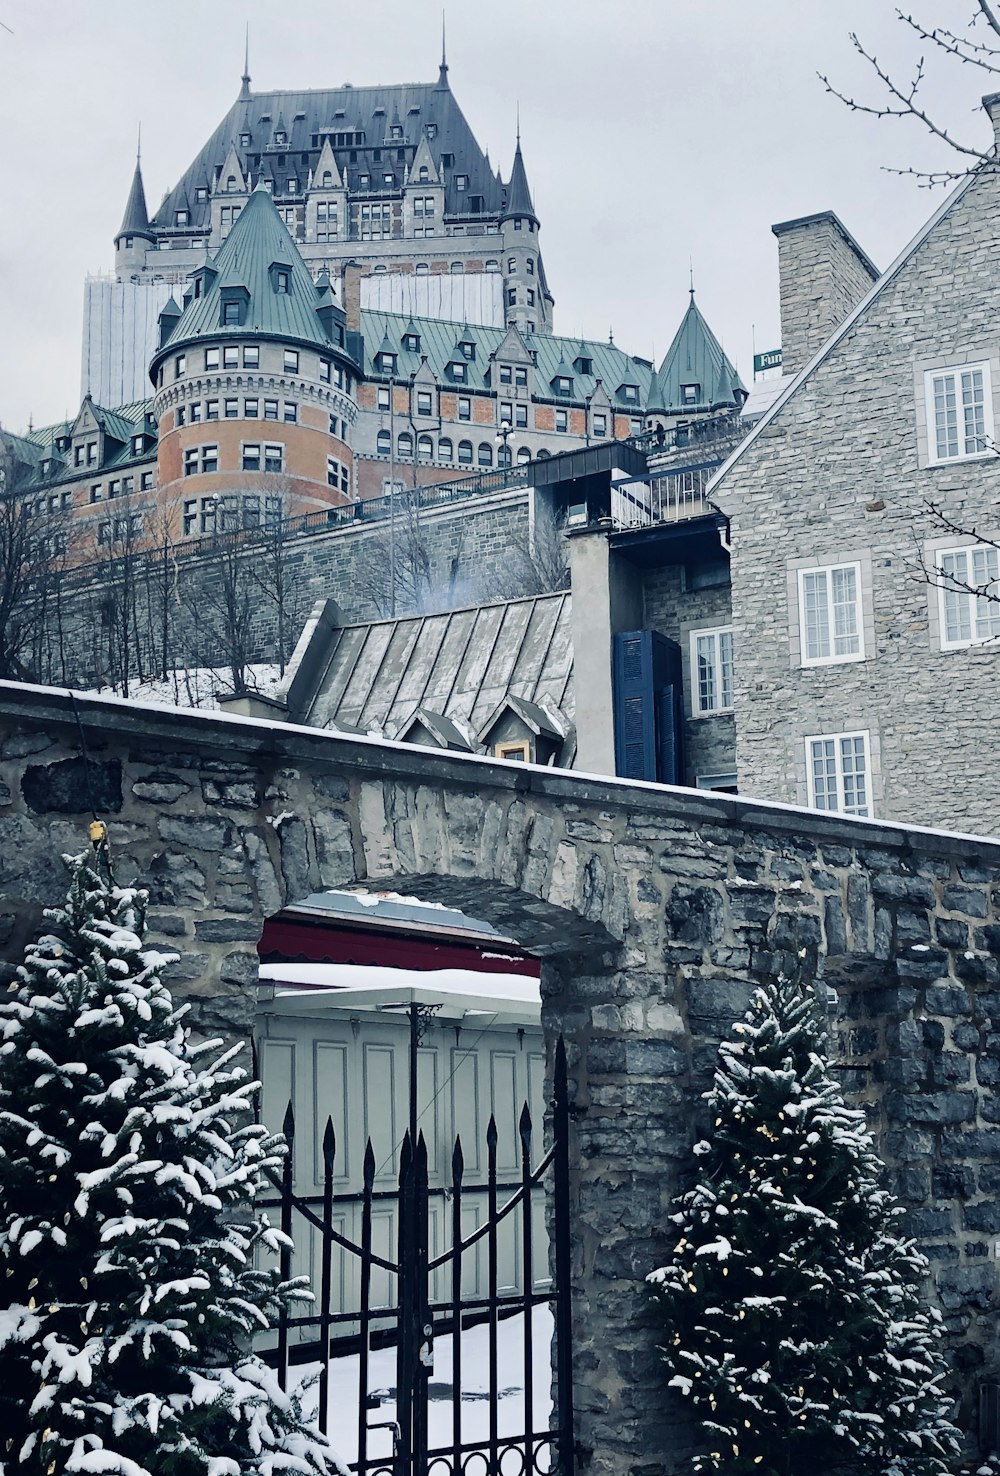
top-left (90, 664), bottom-right (284, 709)
top-left (296, 1307), bottom-right (553, 1465)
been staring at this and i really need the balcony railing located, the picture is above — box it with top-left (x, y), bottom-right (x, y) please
top-left (610, 463), bottom-right (721, 531)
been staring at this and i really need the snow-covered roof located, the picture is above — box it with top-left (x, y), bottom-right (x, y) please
top-left (258, 960), bottom-right (541, 1024)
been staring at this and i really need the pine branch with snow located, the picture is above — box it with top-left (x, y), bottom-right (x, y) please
top-left (0, 845), bottom-right (340, 1475)
top-left (648, 972), bottom-right (961, 1476)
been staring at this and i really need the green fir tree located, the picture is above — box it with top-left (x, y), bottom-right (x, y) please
top-left (0, 840), bottom-right (336, 1476)
top-left (648, 973), bottom-right (961, 1476)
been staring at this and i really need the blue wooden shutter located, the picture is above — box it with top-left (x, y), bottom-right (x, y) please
top-left (613, 631), bottom-right (657, 780)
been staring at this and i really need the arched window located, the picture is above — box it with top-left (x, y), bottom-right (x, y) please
top-left (485, 259), bottom-right (499, 273)
top-left (397, 431), bottom-right (413, 459)
top-left (415, 262), bottom-right (429, 276)
top-left (497, 445), bottom-right (511, 470)
top-left (322, 171), bottom-right (332, 186)
top-left (536, 448), bottom-right (551, 460)
top-left (417, 434), bottom-right (433, 462)
top-left (478, 442), bottom-right (493, 467)
top-left (516, 445), bottom-right (531, 464)
top-left (438, 437), bottom-right (453, 463)
top-left (377, 429), bottom-right (391, 456)
top-left (419, 165), bottom-right (429, 182)
top-left (458, 439), bottom-right (473, 465)
top-left (450, 261), bottom-right (464, 274)
top-left (227, 175), bottom-right (237, 191)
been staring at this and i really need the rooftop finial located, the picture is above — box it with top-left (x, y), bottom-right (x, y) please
top-left (438, 12), bottom-right (449, 86)
top-left (516, 100), bottom-right (521, 149)
top-left (136, 122), bottom-right (141, 165)
top-left (240, 24), bottom-right (251, 98)
top-left (689, 258), bottom-right (695, 297)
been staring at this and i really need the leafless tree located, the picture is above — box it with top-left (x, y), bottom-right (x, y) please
top-left (0, 442), bottom-right (77, 682)
top-left (908, 497), bottom-right (1000, 633)
top-left (184, 527), bottom-right (258, 697)
top-left (494, 496), bottom-right (570, 599)
top-left (821, 3), bottom-right (1000, 184)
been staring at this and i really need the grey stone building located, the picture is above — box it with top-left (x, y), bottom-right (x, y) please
top-left (710, 96), bottom-right (1000, 836)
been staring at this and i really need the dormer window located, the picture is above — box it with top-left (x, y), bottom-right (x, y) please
top-left (240, 132), bottom-right (251, 147)
top-left (459, 340), bottom-right (475, 360)
top-left (403, 332), bottom-right (420, 352)
top-left (274, 130), bottom-right (286, 147)
top-left (322, 170), bottom-right (333, 186)
top-left (455, 174), bottom-right (468, 191)
top-left (132, 435), bottom-right (144, 454)
top-left (418, 165), bottom-right (429, 182)
top-left (621, 383), bottom-right (639, 403)
top-left (554, 376), bottom-right (572, 396)
top-left (360, 173), bottom-right (370, 187)
top-left (390, 125), bottom-right (403, 140)
top-left (681, 383), bottom-right (700, 404)
top-left (196, 186), bottom-right (207, 202)
top-left (575, 356), bottom-right (593, 376)
top-left (384, 172), bottom-right (393, 185)
top-left (267, 261), bottom-right (292, 295)
top-left (427, 123), bottom-right (438, 139)
top-left (175, 210), bottom-right (189, 226)
top-left (378, 351), bottom-right (397, 374)
top-left (227, 175), bottom-right (237, 191)
top-left (450, 361), bottom-right (467, 381)
top-left (220, 287), bottom-right (248, 326)
top-left (287, 178), bottom-right (297, 194)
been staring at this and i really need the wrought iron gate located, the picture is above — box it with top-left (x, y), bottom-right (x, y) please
top-left (262, 1038), bottom-right (574, 1476)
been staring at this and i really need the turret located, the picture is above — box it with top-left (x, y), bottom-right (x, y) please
top-left (114, 150), bottom-right (154, 279)
top-left (500, 133), bottom-right (548, 334)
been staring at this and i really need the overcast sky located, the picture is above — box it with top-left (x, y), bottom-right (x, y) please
top-left (0, 0), bottom-right (990, 432)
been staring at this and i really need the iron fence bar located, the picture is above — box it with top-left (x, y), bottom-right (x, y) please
top-left (261, 1170), bottom-right (540, 1211)
top-left (426, 1147), bottom-right (555, 1269)
top-left (396, 1131), bottom-right (415, 1476)
top-left (263, 1164), bottom-right (399, 1273)
top-left (520, 1103), bottom-right (536, 1476)
top-left (553, 1038), bottom-right (575, 1476)
top-left (414, 1132), bottom-right (431, 1476)
top-left (450, 1136), bottom-right (464, 1476)
top-left (318, 1119), bottom-right (335, 1433)
top-left (486, 1115), bottom-right (499, 1476)
top-left (277, 1100), bottom-right (295, 1392)
top-left (359, 1139), bottom-right (377, 1476)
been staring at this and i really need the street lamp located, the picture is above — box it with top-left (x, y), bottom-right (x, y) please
top-left (495, 419), bottom-right (513, 471)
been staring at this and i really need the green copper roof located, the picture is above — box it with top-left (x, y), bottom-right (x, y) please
top-left (647, 293), bottom-right (745, 415)
top-left (152, 184), bottom-right (347, 368)
top-left (359, 310), bottom-right (655, 409)
top-left (501, 139), bottom-right (536, 223)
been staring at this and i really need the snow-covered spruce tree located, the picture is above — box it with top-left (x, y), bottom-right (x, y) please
top-left (0, 840), bottom-right (336, 1475)
top-left (648, 972), bottom-right (961, 1476)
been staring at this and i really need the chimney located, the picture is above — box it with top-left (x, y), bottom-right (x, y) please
top-left (771, 212), bottom-right (879, 377)
top-left (340, 260), bottom-right (363, 334)
top-left (982, 92), bottom-right (1000, 154)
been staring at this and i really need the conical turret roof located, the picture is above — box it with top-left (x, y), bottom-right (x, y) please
top-left (501, 139), bottom-right (537, 224)
top-left (149, 183), bottom-right (349, 373)
top-left (116, 159), bottom-right (153, 244)
top-left (647, 293), bottom-right (745, 414)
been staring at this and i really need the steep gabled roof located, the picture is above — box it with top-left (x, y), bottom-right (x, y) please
top-left (149, 77), bottom-right (506, 235)
top-left (151, 184), bottom-right (348, 365)
top-left (116, 159), bottom-right (153, 244)
top-left (647, 293), bottom-right (745, 415)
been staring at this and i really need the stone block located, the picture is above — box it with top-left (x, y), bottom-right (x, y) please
top-left (924, 984), bottom-right (972, 1016)
top-left (132, 772), bottom-right (192, 803)
top-left (942, 884), bottom-right (988, 918)
top-left (885, 1090), bottom-right (977, 1125)
top-left (22, 756), bottom-right (122, 815)
top-left (664, 885), bottom-right (725, 946)
top-left (963, 1201), bottom-right (1000, 1233)
top-left (157, 814), bottom-right (231, 851)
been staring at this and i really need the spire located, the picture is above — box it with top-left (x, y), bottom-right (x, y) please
top-left (115, 145), bottom-right (153, 245)
top-left (647, 293), bottom-right (746, 415)
top-left (437, 12), bottom-right (449, 88)
top-left (501, 126), bottom-right (537, 226)
top-left (240, 24), bottom-right (251, 99)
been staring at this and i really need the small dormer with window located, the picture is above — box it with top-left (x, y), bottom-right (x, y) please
top-left (550, 360), bottom-right (575, 399)
top-left (478, 695), bottom-right (566, 767)
top-left (268, 260), bottom-right (293, 296)
top-left (396, 708), bottom-right (476, 752)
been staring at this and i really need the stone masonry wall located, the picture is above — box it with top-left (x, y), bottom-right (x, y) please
top-left (717, 169), bottom-right (1000, 835)
top-left (32, 488), bottom-right (532, 690)
top-left (2, 684), bottom-right (1000, 1469)
top-left (640, 563), bottom-right (736, 785)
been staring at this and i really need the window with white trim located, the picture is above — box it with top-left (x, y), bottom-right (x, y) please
top-left (925, 363), bottom-right (992, 463)
top-left (798, 562), bottom-right (863, 664)
top-left (806, 730), bottom-right (872, 817)
top-left (936, 544), bottom-right (1000, 647)
top-left (690, 627), bottom-right (734, 715)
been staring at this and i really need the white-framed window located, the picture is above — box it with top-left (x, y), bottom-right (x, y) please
top-left (925, 363), bottom-right (992, 463)
top-left (798, 562), bottom-right (863, 665)
top-left (690, 627), bottom-right (734, 715)
top-left (936, 544), bottom-right (1000, 648)
top-left (805, 730), bottom-right (872, 817)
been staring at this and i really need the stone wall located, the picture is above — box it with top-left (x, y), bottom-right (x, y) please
top-left (771, 211), bottom-right (879, 376)
top-left (33, 487), bottom-right (533, 690)
top-left (2, 682), bottom-right (1000, 1469)
top-left (716, 165), bottom-right (1000, 835)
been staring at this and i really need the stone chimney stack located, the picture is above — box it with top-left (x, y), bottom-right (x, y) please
top-left (340, 260), bottom-right (363, 334)
top-left (771, 212), bottom-right (879, 377)
top-left (982, 92), bottom-right (1000, 154)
